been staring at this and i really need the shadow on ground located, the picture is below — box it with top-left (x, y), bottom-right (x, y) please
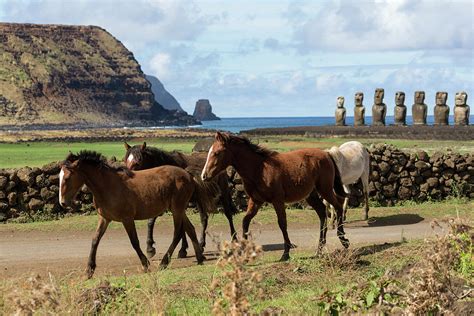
top-left (367, 213), bottom-right (424, 227)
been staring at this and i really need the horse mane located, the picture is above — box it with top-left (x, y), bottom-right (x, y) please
top-left (66, 150), bottom-right (134, 177)
top-left (221, 134), bottom-right (276, 157)
top-left (139, 146), bottom-right (188, 168)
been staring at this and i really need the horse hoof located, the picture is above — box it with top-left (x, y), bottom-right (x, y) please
top-left (290, 243), bottom-right (297, 249)
top-left (86, 269), bottom-right (95, 279)
top-left (199, 241), bottom-right (206, 249)
top-left (177, 250), bottom-right (187, 259)
top-left (147, 248), bottom-right (156, 259)
top-left (341, 239), bottom-right (350, 249)
top-left (279, 253), bottom-right (290, 262)
top-left (159, 263), bottom-right (168, 270)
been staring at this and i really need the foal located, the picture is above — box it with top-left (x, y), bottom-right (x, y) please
top-left (59, 151), bottom-right (209, 278)
top-left (201, 132), bottom-right (348, 261)
top-left (124, 142), bottom-right (238, 258)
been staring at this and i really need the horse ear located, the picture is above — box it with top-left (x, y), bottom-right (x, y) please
top-left (215, 132), bottom-right (226, 143)
top-left (141, 142), bottom-right (146, 150)
top-left (124, 142), bottom-right (131, 150)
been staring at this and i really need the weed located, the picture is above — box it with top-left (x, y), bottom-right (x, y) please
top-left (210, 237), bottom-right (263, 316)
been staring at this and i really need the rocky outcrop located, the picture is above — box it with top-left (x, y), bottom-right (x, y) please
top-left (0, 23), bottom-right (198, 127)
top-left (192, 99), bottom-right (220, 121)
top-left (146, 75), bottom-right (184, 112)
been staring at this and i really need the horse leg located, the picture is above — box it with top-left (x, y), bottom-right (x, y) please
top-left (361, 173), bottom-right (370, 220)
top-left (177, 231), bottom-right (188, 259)
top-left (183, 214), bottom-right (205, 265)
top-left (273, 201), bottom-right (293, 261)
top-left (342, 185), bottom-right (350, 221)
top-left (122, 219), bottom-right (150, 272)
top-left (218, 175), bottom-right (238, 240)
top-left (198, 207), bottom-right (209, 249)
top-left (160, 212), bottom-right (185, 268)
top-left (146, 217), bottom-right (157, 258)
top-left (242, 198), bottom-right (262, 239)
top-left (306, 191), bottom-right (328, 254)
top-left (320, 189), bottom-right (350, 249)
top-left (86, 215), bottom-right (110, 279)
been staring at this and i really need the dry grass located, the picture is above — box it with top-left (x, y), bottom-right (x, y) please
top-left (210, 237), bottom-right (263, 316)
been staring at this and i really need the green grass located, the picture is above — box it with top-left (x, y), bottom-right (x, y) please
top-left (1, 136), bottom-right (472, 168)
top-left (0, 139), bottom-right (194, 168)
top-left (2, 199), bottom-right (472, 232)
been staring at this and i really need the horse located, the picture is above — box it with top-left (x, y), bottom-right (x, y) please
top-left (124, 142), bottom-right (238, 258)
top-left (326, 141), bottom-right (370, 222)
top-left (59, 150), bottom-right (211, 278)
top-left (201, 132), bottom-right (348, 261)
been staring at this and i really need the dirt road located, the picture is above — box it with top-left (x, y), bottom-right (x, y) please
top-left (1, 215), bottom-right (440, 279)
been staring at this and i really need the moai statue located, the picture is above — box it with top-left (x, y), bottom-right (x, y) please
top-left (433, 91), bottom-right (449, 126)
top-left (371, 88), bottom-right (387, 126)
top-left (394, 91), bottom-right (407, 126)
top-left (353, 92), bottom-right (365, 126)
top-left (335, 96), bottom-right (346, 126)
top-left (412, 91), bottom-right (427, 125)
top-left (454, 91), bottom-right (470, 126)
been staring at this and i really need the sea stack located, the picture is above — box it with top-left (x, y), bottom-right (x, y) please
top-left (192, 99), bottom-right (220, 121)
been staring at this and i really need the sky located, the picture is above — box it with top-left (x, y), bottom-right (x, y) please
top-left (1, 0), bottom-right (473, 117)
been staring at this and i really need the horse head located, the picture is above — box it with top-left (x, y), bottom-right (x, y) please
top-left (124, 142), bottom-right (148, 170)
top-left (201, 132), bottom-right (233, 181)
top-left (59, 154), bottom-right (85, 207)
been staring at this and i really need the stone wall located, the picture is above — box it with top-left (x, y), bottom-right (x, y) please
top-left (0, 144), bottom-right (472, 221)
top-left (226, 144), bottom-right (473, 210)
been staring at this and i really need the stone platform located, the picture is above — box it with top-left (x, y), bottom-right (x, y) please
top-left (241, 125), bottom-right (474, 140)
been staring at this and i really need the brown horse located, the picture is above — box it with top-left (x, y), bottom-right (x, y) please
top-left (59, 151), bottom-right (210, 278)
top-left (201, 132), bottom-right (348, 261)
top-left (124, 142), bottom-right (238, 258)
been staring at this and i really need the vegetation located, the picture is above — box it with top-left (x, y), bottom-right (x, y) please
top-left (1, 136), bottom-right (473, 168)
top-left (2, 217), bottom-right (471, 315)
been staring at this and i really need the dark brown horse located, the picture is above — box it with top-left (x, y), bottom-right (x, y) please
top-left (59, 151), bottom-right (211, 278)
top-left (124, 142), bottom-right (238, 258)
top-left (201, 132), bottom-right (348, 261)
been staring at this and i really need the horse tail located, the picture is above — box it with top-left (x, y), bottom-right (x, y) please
top-left (191, 176), bottom-right (220, 215)
top-left (328, 154), bottom-right (348, 198)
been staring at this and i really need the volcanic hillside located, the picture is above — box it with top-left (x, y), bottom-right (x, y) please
top-left (0, 23), bottom-right (197, 127)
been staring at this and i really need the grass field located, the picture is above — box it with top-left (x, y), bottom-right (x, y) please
top-left (1, 136), bottom-right (473, 168)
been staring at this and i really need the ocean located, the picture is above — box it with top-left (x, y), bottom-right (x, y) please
top-left (192, 115), bottom-right (473, 133)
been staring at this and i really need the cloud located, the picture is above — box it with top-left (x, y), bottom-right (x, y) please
top-left (289, 0), bottom-right (473, 52)
top-left (149, 53), bottom-right (172, 80)
top-left (0, 0), bottom-right (214, 50)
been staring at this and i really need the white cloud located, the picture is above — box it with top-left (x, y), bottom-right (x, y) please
top-left (290, 0), bottom-right (473, 52)
top-left (149, 53), bottom-right (172, 80)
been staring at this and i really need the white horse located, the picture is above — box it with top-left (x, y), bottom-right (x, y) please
top-left (325, 141), bottom-right (370, 223)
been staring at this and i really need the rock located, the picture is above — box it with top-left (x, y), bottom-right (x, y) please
top-left (42, 162), bottom-right (61, 175)
top-left (426, 177), bottom-right (439, 188)
top-left (7, 192), bottom-right (17, 205)
top-left (36, 174), bottom-right (49, 188)
top-left (420, 183), bottom-right (429, 192)
top-left (0, 212), bottom-right (6, 222)
top-left (28, 198), bottom-right (44, 211)
top-left (48, 174), bottom-right (59, 185)
top-left (383, 184), bottom-right (397, 197)
top-left (370, 170), bottom-right (380, 181)
top-left (421, 169), bottom-right (432, 178)
top-left (399, 177), bottom-right (412, 187)
top-left (379, 162), bottom-right (391, 174)
top-left (40, 188), bottom-right (56, 201)
top-left (399, 180), bottom-right (411, 198)
top-left (388, 173), bottom-right (398, 183)
top-left (443, 159), bottom-right (456, 169)
top-left (414, 161), bottom-right (431, 171)
top-left (6, 181), bottom-right (16, 192)
top-left (0, 201), bottom-right (9, 211)
top-left (0, 191), bottom-right (5, 199)
top-left (192, 138), bottom-right (214, 153)
top-left (416, 150), bottom-right (429, 162)
top-left (192, 99), bottom-right (220, 121)
top-left (17, 167), bottom-right (35, 186)
top-left (0, 176), bottom-right (7, 189)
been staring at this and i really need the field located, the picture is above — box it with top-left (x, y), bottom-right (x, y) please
top-left (1, 135), bottom-right (474, 168)
top-left (1, 200), bottom-right (473, 314)
top-left (1, 135), bottom-right (473, 314)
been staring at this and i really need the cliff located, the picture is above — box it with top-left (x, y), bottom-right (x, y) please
top-left (192, 99), bottom-right (220, 121)
top-left (0, 23), bottom-right (198, 127)
top-left (145, 75), bottom-right (184, 112)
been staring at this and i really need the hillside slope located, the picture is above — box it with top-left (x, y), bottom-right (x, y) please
top-left (0, 23), bottom-right (198, 127)
top-left (146, 75), bottom-right (184, 112)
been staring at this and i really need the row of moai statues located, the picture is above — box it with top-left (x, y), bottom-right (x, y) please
top-left (335, 89), bottom-right (470, 126)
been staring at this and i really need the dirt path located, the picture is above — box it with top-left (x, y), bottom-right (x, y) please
top-left (0, 216), bottom-right (441, 280)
